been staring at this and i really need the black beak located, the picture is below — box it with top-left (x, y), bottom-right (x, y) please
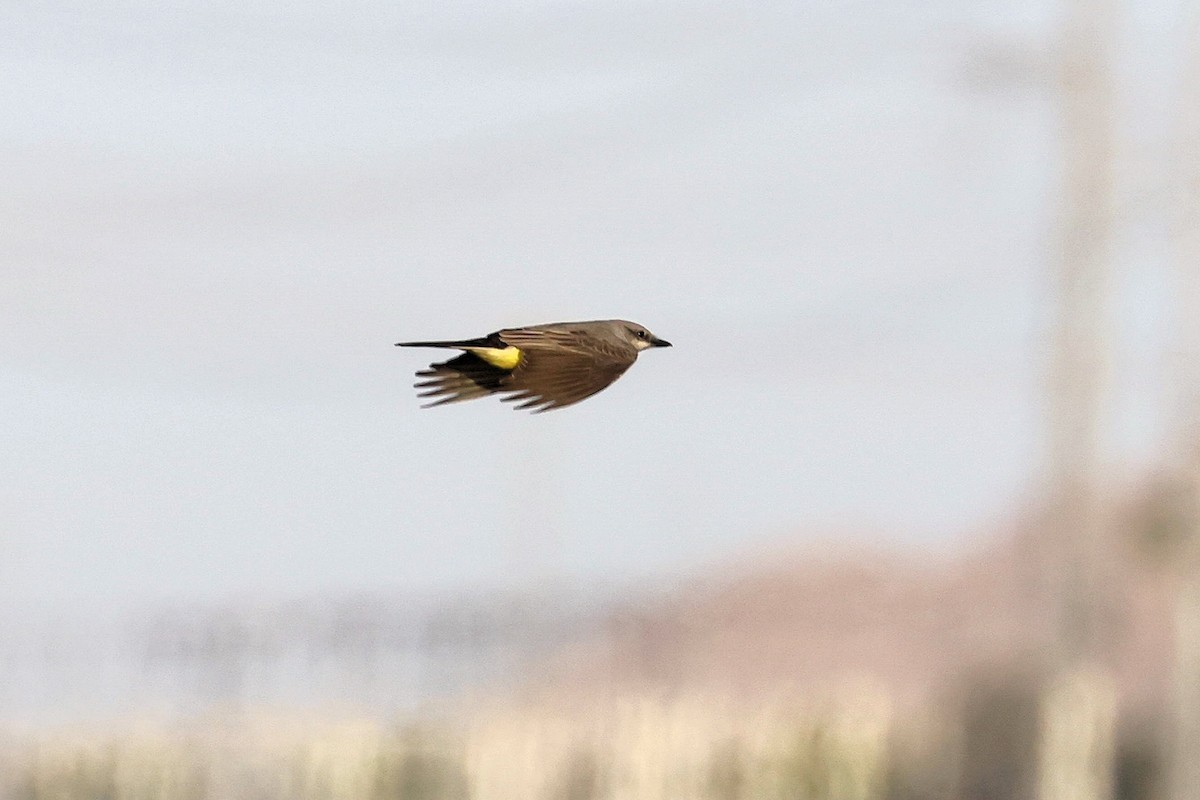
top-left (652, 337), bottom-right (672, 348)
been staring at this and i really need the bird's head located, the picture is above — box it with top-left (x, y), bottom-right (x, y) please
top-left (620, 321), bottom-right (672, 351)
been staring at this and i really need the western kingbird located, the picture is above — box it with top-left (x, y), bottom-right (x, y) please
top-left (396, 319), bottom-right (671, 412)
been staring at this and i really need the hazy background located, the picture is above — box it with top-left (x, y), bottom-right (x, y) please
top-left (1, 0), bottom-right (1193, 741)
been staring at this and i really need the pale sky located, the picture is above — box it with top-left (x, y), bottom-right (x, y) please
top-left (0, 0), bottom-right (1187, 609)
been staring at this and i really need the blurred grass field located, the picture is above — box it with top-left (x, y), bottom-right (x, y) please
top-left (2, 688), bottom-right (918, 800)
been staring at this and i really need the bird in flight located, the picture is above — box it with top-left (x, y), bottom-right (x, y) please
top-left (396, 319), bottom-right (671, 412)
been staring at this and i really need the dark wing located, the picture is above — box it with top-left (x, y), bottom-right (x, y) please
top-left (413, 352), bottom-right (511, 408)
top-left (498, 334), bottom-right (636, 412)
top-left (493, 326), bottom-right (583, 350)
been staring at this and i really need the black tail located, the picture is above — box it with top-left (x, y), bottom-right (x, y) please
top-left (395, 340), bottom-right (470, 349)
top-left (395, 333), bottom-right (503, 349)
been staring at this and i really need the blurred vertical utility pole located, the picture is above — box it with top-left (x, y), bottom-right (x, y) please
top-left (1038, 0), bottom-right (1118, 797)
top-left (1169, 12), bottom-right (1200, 800)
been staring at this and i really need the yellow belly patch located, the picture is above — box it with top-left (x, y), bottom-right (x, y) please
top-left (466, 346), bottom-right (522, 370)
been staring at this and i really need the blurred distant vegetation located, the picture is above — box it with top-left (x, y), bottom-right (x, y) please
top-left (0, 482), bottom-right (1183, 800)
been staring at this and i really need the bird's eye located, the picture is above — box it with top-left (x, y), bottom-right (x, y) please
top-left (636, 330), bottom-right (646, 339)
